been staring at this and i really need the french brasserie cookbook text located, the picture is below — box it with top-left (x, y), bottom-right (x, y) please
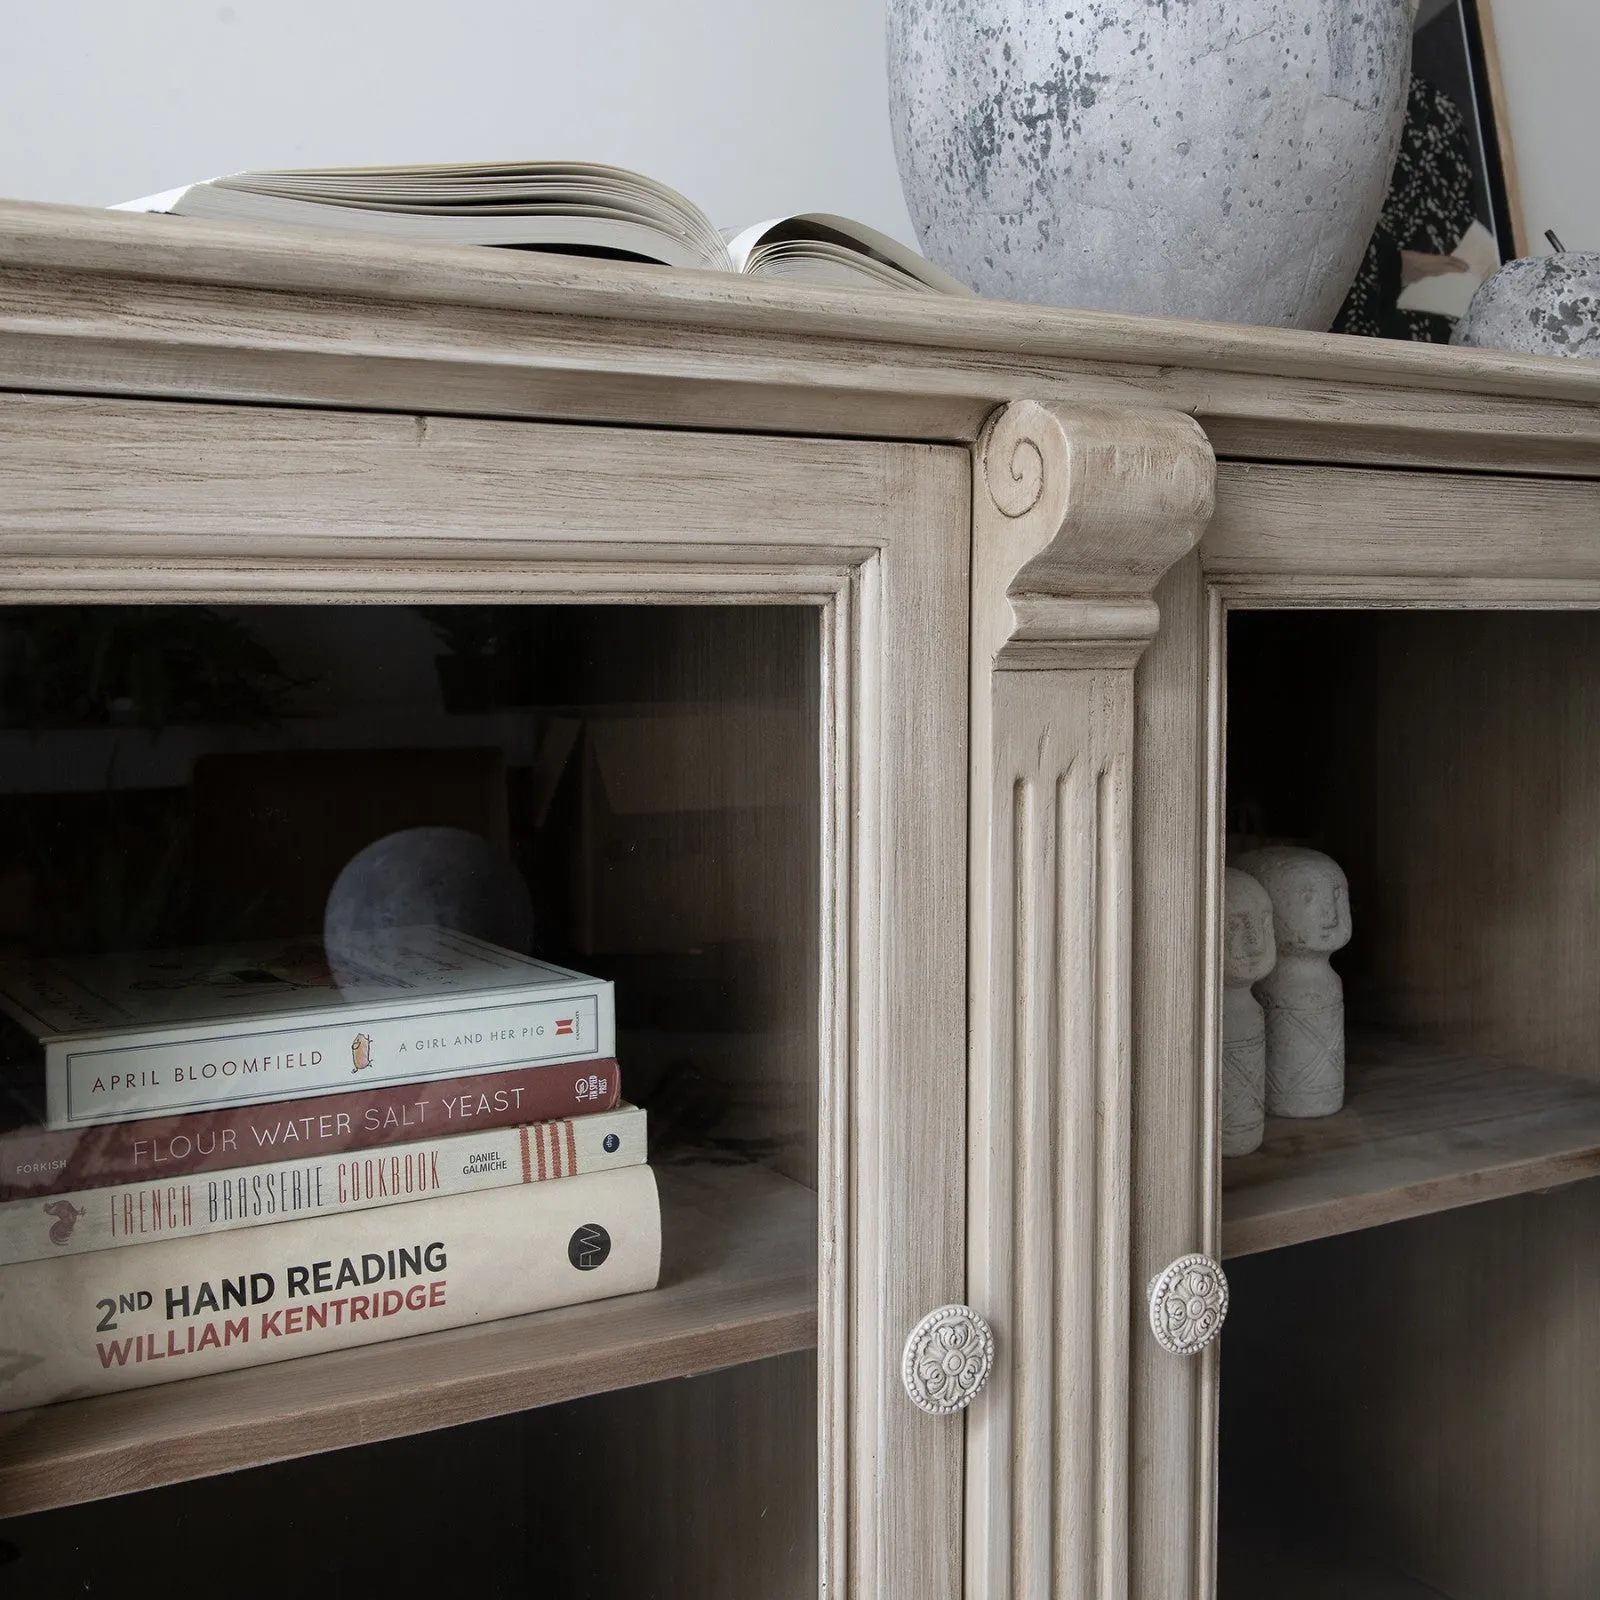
top-left (0, 1101), bottom-right (645, 1264)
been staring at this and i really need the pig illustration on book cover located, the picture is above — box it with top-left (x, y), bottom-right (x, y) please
top-left (42, 1200), bottom-right (85, 1246)
top-left (351, 1032), bottom-right (374, 1074)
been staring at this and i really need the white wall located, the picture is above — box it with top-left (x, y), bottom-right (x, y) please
top-left (1492, 0), bottom-right (1600, 252)
top-left (0, 1), bottom-right (1587, 263)
top-left (0, 0), bottom-right (920, 243)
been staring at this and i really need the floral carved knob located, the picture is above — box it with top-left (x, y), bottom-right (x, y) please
top-left (1147, 1254), bottom-right (1229, 1356)
top-left (902, 1304), bottom-right (995, 1416)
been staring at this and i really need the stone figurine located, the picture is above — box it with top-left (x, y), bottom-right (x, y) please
top-left (1221, 868), bottom-right (1277, 1156)
top-left (886, 0), bottom-right (1412, 329)
top-left (1233, 846), bottom-right (1352, 1118)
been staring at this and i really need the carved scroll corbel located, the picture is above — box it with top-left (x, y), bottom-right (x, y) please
top-left (975, 399), bottom-right (1216, 670)
top-left (965, 401), bottom-right (1215, 1600)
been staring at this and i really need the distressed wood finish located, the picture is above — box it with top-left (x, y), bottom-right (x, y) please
top-left (1207, 486), bottom-right (1600, 1599)
top-left (0, 394), bottom-right (970, 1600)
top-left (0, 392), bottom-right (893, 582)
top-left (5, 200), bottom-right (1600, 477)
top-left (966, 401), bottom-right (1214, 1600)
top-left (1129, 553), bottom-right (1222, 1600)
top-left (1328, 613), bottom-right (1600, 1087)
top-left (10, 202), bottom-right (1600, 1595)
top-left (1222, 1037), bottom-right (1600, 1257)
top-left (1205, 462), bottom-right (1600, 603)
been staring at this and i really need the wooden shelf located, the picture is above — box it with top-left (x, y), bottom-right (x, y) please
top-left (0, 1161), bottom-right (816, 1517)
top-left (1222, 1036), bottom-right (1600, 1258)
top-left (1220, 1530), bottom-right (1450, 1598)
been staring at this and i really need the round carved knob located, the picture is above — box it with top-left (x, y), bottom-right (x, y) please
top-left (902, 1304), bottom-right (995, 1416)
top-left (1147, 1254), bottom-right (1229, 1355)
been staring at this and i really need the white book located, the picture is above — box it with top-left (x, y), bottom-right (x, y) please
top-left (114, 160), bottom-right (973, 296)
top-left (0, 927), bottom-right (614, 1130)
top-left (0, 1163), bottom-right (661, 1412)
top-left (4, 1102), bottom-right (645, 1266)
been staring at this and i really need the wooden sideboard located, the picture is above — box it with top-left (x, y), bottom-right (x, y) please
top-left (1, 200), bottom-right (1598, 1597)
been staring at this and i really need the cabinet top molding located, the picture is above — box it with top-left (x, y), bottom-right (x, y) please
top-left (1, 200), bottom-right (1598, 477)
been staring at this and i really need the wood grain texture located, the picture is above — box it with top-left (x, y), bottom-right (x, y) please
top-left (1321, 613), bottom-right (1600, 1088)
top-left (1128, 552), bottom-right (1219, 1600)
top-left (1230, 610), bottom-right (1600, 1087)
top-left (1220, 606), bottom-right (1600, 1600)
top-left (965, 402), bottom-right (1214, 1600)
top-left (4, 200), bottom-right (1600, 475)
top-left (0, 1162), bottom-right (814, 1519)
top-left (1205, 462), bottom-right (1600, 603)
top-left (0, 392), bottom-right (894, 572)
top-left (1222, 1037), bottom-right (1600, 1257)
top-left (0, 395), bottom-right (973, 1598)
top-left (554, 608), bottom-right (822, 1193)
top-left (844, 441), bottom-right (970, 1600)
top-left (8, 198), bottom-right (1600, 1593)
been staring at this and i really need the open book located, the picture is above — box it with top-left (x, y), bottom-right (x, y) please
top-left (114, 161), bottom-right (972, 296)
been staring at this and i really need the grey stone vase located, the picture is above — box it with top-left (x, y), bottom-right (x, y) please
top-left (1451, 255), bottom-right (1600, 358)
top-left (887, 0), bottom-right (1413, 329)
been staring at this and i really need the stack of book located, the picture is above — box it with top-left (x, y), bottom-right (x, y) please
top-left (0, 926), bottom-right (659, 1410)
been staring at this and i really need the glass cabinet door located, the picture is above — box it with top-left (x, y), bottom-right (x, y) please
top-left (1217, 608), bottom-right (1600, 1599)
top-left (0, 407), bottom-right (972, 1599)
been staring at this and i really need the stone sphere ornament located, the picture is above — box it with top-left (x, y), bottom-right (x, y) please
top-left (323, 826), bottom-right (535, 989)
top-left (1451, 249), bottom-right (1600, 359)
top-left (1233, 846), bottom-right (1352, 1118)
top-left (1221, 868), bottom-right (1277, 1157)
top-left (886, 0), bottom-right (1412, 328)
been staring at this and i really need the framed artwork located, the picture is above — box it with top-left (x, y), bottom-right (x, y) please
top-left (1335, 0), bottom-right (1525, 341)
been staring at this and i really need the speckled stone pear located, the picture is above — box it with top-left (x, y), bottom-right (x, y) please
top-left (1234, 846), bottom-right (1351, 1118)
top-left (1222, 868), bottom-right (1277, 1157)
top-left (886, 0), bottom-right (1411, 328)
top-left (1451, 254), bottom-right (1600, 359)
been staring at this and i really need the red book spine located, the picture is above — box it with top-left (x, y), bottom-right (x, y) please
top-left (0, 1058), bottom-right (620, 1201)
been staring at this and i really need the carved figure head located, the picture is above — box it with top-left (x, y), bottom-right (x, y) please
top-left (1223, 867), bottom-right (1276, 983)
top-left (1233, 846), bottom-right (1351, 956)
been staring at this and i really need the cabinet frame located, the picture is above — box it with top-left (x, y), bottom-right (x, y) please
top-left (7, 197), bottom-right (1600, 1597)
top-left (0, 394), bottom-right (972, 1600)
top-left (1130, 464), bottom-right (1600, 1598)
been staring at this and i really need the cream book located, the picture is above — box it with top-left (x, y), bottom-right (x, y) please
top-left (0, 1102), bottom-right (646, 1266)
top-left (0, 927), bottom-right (614, 1130)
top-left (0, 1163), bottom-right (661, 1411)
top-left (113, 160), bottom-right (972, 296)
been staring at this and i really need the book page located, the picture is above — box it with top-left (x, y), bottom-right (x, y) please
top-left (727, 214), bottom-right (972, 294)
top-left (116, 162), bottom-right (736, 272)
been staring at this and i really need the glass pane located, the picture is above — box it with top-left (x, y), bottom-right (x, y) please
top-left (0, 602), bottom-right (820, 1593)
top-left (1219, 609), bottom-right (1600, 1598)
